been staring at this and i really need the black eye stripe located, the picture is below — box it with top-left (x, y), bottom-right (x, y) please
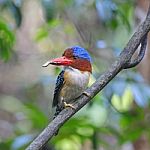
top-left (73, 56), bottom-right (77, 59)
top-left (73, 55), bottom-right (79, 59)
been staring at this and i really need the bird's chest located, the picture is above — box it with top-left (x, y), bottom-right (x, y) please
top-left (60, 68), bottom-right (90, 102)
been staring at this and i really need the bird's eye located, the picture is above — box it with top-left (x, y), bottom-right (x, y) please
top-left (73, 56), bottom-right (77, 59)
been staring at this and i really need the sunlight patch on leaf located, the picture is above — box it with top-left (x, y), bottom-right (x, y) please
top-left (55, 135), bottom-right (81, 150)
top-left (111, 87), bottom-right (133, 112)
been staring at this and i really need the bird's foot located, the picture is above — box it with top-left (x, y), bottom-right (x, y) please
top-left (63, 101), bottom-right (75, 109)
top-left (83, 91), bottom-right (91, 98)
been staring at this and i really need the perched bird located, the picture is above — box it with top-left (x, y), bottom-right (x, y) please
top-left (43, 46), bottom-right (92, 119)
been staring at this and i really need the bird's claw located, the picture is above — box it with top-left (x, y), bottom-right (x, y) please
top-left (83, 91), bottom-right (91, 98)
top-left (63, 101), bottom-right (75, 109)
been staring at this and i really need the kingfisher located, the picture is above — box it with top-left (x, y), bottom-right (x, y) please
top-left (42, 46), bottom-right (92, 119)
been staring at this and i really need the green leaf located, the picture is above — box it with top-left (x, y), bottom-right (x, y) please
top-left (0, 20), bottom-right (15, 61)
top-left (0, 139), bottom-right (12, 150)
top-left (42, 0), bottom-right (56, 21)
top-left (111, 87), bottom-right (133, 112)
top-left (122, 87), bottom-right (133, 111)
top-left (24, 103), bottom-right (48, 129)
top-left (48, 19), bottom-right (60, 28)
top-left (111, 94), bottom-right (121, 111)
top-left (35, 27), bottom-right (48, 42)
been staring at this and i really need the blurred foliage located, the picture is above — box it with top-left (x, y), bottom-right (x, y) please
top-left (0, 0), bottom-right (150, 150)
top-left (0, 0), bottom-right (22, 27)
top-left (95, 0), bottom-right (134, 30)
top-left (0, 19), bottom-right (15, 61)
top-left (0, 0), bottom-right (23, 61)
top-left (111, 86), bottom-right (133, 112)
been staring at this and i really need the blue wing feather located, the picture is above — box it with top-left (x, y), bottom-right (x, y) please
top-left (52, 70), bottom-right (65, 107)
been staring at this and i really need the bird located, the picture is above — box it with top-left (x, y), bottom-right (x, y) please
top-left (42, 46), bottom-right (92, 120)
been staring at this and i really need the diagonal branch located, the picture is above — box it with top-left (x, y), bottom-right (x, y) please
top-left (26, 4), bottom-right (150, 150)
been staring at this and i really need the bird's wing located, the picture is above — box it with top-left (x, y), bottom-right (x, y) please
top-left (52, 70), bottom-right (65, 107)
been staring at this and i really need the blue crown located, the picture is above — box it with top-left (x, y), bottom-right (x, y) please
top-left (71, 46), bottom-right (92, 62)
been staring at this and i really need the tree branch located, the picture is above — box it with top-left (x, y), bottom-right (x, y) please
top-left (123, 33), bottom-right (148, 69)
top-left (26, 4), bottom-right (150, 150)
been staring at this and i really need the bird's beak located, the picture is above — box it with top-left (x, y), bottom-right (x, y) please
top-left (42, 56), bottom-right (73, 67)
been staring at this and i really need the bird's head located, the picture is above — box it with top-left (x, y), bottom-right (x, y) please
top-left (43, 46), bottom-right (92, 73)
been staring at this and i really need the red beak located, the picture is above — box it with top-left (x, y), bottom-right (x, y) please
top-left (42, 56), bottom-right (73, 67)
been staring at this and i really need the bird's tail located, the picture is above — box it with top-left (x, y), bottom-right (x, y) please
top-left (53, 105), bottom-right (63, 120)
top-left (53, 105), bottom-right (63, 135)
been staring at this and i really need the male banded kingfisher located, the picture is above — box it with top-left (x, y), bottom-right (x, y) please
top-left (43, 46), bottom-right (92, 118)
